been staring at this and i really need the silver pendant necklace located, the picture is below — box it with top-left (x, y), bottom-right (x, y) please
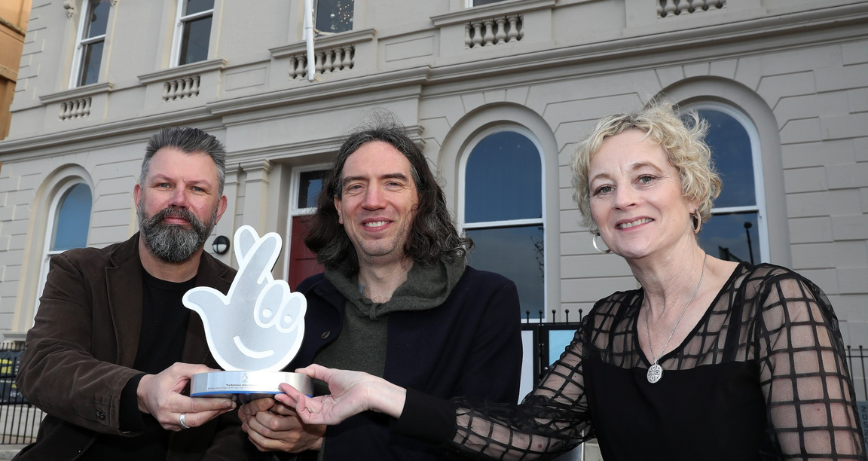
top-left (644, 253), bottom-right (707, 384)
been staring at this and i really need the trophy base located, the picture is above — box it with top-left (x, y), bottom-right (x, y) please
top-left (190, 371), bottom-right (313, 402)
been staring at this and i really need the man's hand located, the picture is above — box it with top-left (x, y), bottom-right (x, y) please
top-left (137, 362), bottom-right (236, 431)
top-left (240, 397), bottom-right (325, 453)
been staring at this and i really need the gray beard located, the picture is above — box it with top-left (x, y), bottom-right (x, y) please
top-left (137, 203), bottom-right (216, 264)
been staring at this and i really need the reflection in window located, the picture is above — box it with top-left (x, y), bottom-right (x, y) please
top-left (316, 0), bottom-right (353, 34)
top-left (72, 0), bottom-right (111, 87)
top-left (51, 184), bottom-right (92, 251)
top-left (297, 170), bottom-right (326, 209)
top-left (692, 108), bottom-right (765, 264)
top-left (36, 182), bottom-right (92, 317)
top-left (464, 131), bottom-right (545, 318)
top-left (174, 0), bottom-right (214, 66)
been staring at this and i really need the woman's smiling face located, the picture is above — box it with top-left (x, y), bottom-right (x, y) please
top-left (589, 129), bottom-right (698, 261)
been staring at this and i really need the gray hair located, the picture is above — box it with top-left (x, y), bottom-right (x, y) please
top-left (141, 127), bottom-right (227, 195)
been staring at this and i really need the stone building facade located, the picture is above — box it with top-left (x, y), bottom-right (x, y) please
top-left (0, 0), bottom-right (866, 355)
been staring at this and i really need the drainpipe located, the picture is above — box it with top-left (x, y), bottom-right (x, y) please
top-left (303, 0), bottom-right (315, 81)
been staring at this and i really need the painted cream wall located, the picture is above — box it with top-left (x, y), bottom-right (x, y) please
top-left (0, 1), bottom-right (866, 350)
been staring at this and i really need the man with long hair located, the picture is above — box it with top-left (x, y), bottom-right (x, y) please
top-left (240, 122), bottom-right (523, 460)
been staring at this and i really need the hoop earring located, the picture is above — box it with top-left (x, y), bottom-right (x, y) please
top-left (692, 210), bottom-right (702, 234)
top-left (592, 233), bottom-right (612, 254)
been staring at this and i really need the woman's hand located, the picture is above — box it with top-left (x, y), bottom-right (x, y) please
top-left (277, 364), bottom-right (407, 425)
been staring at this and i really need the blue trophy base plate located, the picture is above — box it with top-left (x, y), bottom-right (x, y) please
top-left (190, 371), bottom-right (313, 402)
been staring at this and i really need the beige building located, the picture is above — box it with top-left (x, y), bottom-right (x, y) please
top-left (0, 0), bottom-right (31, 141)
top-left (0, 0), bottom-right (866, 355)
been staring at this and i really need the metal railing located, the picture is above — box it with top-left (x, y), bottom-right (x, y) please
top-left (0, 338), bottom-right (866, 446)
top-left (0, 343), bottom-right (43, 445)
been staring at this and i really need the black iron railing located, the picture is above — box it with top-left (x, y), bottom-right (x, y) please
top-left (0, 337), bottom-right (866, 446)
top-left (0, 343), bottom-right (43, 445)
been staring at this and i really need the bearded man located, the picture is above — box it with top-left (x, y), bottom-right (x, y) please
top-left (15, 127), bottom-right (247, 461)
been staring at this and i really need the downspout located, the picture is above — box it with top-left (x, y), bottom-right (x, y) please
top-left (303, 0), bottom-right (315, 82)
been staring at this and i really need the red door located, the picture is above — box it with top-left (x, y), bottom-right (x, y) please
top-left (288, 216), bottom-right (324, 290)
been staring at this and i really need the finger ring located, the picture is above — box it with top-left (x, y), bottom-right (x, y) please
top-left (179, 413), bottom-right (190, 430)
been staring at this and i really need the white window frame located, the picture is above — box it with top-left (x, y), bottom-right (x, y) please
top-left (683, 101), bottom-right (770, 263)
top-left (170, 0), bottom-right (214, 67)
top-left (458, 125), bottom-right (548, 318)
top-left (34, 180), bottom-right (92, 319)
top-left (68, 0), bottom-right (107, 88)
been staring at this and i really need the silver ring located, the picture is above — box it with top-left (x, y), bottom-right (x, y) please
top-left (179, 413), bottom-right (190, 430)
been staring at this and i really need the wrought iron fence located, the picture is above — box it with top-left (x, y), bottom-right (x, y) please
top-left (848, 345), bottom-right (868, 401)
top-left (0, 336), bottom-right (866, 446)
top-left (0, 343), bottom-right (43, 445)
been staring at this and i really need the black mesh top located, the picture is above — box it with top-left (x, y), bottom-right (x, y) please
top-left (396, 263), bottom-right (866, 460)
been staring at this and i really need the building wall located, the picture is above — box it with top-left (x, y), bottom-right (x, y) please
top-left (0, 0), bottom-right (866, 345)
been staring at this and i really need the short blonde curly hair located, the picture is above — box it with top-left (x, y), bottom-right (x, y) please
top-left (571, 100), bottom-right (722, 234)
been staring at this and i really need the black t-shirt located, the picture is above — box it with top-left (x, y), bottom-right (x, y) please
top-left (81, 270), bottom-right (195, 461)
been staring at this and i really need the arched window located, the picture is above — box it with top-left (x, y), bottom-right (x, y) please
top-left (686, 103), bottom-right (769, 264)
top-left (35, 182), bottom-right (93, 315)
top-left (461, 129), bottom-right (545, 318)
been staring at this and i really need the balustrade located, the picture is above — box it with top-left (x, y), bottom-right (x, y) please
top-left (465, 14), bottom-right (523, 49)
top-left (658, 0), bottom-right (724, 17)
top-left (162, 75), bottom-right (200, 101)
top-left (288, 45), bottom-right (355, 80)
top-left (59, 98), bottom-right (91, 120)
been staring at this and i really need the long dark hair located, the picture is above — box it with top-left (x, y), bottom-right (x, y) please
top-left (305, 124), bottom-right (471, 270)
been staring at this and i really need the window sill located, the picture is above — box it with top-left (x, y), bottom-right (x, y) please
top-left (269, 28), bottom-right (376, 59)
top-left (137, 58), bottom-right (226, 84)
top-left (431, 0), bottom-right (555, 27)
top-left (39, 82), bottom-right (113, 104)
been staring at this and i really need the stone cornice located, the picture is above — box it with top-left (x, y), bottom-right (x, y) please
top-left (137, 58), bottom-right (227, 84)
top-left (0, 106), bottom-right (216, 156)
top-left (430, 0), bottom-right (556, 27)
top-left (269, 28), bottom-right (377, 59)
top-left (425, 2), bottom-right (868, 86)
top-left (207, 66), bottom-right (430, 117)
top-left (39, 82), bottom-right (114, 104)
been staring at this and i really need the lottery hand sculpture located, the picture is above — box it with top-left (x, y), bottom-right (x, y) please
top-left (183, 225), bottom-right (306, 373)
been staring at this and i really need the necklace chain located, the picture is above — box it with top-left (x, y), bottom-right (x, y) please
top-left (644, 253), bottom-right (707, 383)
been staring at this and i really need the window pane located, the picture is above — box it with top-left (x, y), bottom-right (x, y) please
top-left (51, 184), bottom-right (92, 251)
top-left (184, 0), bottom-right (214, 16)
top-left (473, 0), bottom-right (508, 5)
top-left (699, 109), bottom-right (755, 208)
top-left (697, 212), bottom-right (760, 265)
top-left (465, 131), bottom-right (542, 223)
top-left (316, 0), bottom-right (354, 34)
top-left (298, 170), bottom-right (327, 209)
top-left (179, 15), bottom-right (212, 65)
top-left (85, 0), bottom-right (110, 38)
top-left (466, 225), bottom-right (545, 319)
top-left (77, 40), bottom-right (104, 87)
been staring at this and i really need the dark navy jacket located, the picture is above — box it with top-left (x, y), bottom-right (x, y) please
top-left (288, 266), bottom-right (523, 461)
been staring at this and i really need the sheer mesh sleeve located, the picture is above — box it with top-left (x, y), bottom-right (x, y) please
top-left (755, 270), bottom-right (864, 459)
top-left (442, 317), bottom-right (593, 461)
